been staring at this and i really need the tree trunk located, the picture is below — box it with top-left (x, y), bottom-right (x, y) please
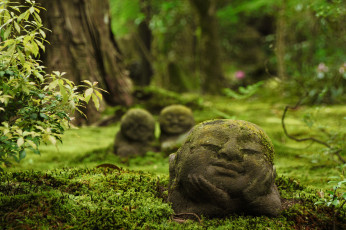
top-left (189, 0), bottom-right (226, 94)
top-left (37, 0), bottom-right (133, 124)
top-left (129, 0), bottom-right (153, 87)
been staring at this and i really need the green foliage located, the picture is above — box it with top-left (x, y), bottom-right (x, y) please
top-left (110, 0), bottom-right (144, 37)
top-left (217, 0), bottom-right (276, 23)
top-left (110, 0), bottom-right (198, 91)
top-left (309, 0), bottom-right (345, 20)
top-left (108, 0), bottom-right (345, 96)
top-left (216, 0), bottom-right (345, 102)
top-left (315, 165), bottom-right (346, 216)
top-left (288, 62), bottom-right (345, 104)
top-left (81, 80), bottom-right (107, 111)
top-left (281, 1), bottom-right (345, 104)
top-left (149, 0), bottom-right (198, 91)
top-left (150, 0), bottom-right (189, 39)
top-left (0, 0), bottom-right (103, 170)
top-left (301, 107), bottom-right (345, 157)
top-left (315, 180), bottom-right (346, 228)
top-left (222, 81), bottom-right (264, 99)
top-left (316, 178), bottom-right (346, 207)
top-left (282, 95), bottom-right (345, 222)
top-left (283, 104), bottom-right (345, 166)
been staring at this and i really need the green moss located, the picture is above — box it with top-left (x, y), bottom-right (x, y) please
top-left (0, 168), bottom-right (172, 229)
top-left (160, 104), bottom-right (193, 116)
top-left (1, 169), bottom-right (344, 229)
top-left (121, 108), bottom-right (155, 127)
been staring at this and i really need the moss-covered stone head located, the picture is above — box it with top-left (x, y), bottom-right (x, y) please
top-left (168, 119), bottom-right (281, 217)
top-left (159, 104), bottom-right (194, 135)
top-left (185, 119), bottom-right (275, 164)
top-left (120, 108), bottom-right (155, 142)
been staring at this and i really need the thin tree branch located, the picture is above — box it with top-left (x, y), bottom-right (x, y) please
top-left (282, 98), bottom-right (345, 163)
top-left (172, 212), bottom-right (202, 223)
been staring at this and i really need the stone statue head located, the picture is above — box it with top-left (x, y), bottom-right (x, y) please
top-left (159, 105), bottom-right (194, 135)
top-left (120, 108), bottom-right (155, 142)
top-left (168, 119), bottom-right (281, 217)
top-left (114, 108), bottom-right (156, 157)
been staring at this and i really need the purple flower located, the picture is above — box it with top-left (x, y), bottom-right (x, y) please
top-left (235, 71), bottom-right (245, 80)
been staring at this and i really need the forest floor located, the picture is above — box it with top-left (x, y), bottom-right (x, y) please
top-left (9, 90), bottom-right (345, 191)
top-left (1, 87), bottom-right (345, 229)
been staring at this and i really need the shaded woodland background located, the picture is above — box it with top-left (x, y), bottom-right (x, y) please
top-left (35, 0), bottom-right (345, 124)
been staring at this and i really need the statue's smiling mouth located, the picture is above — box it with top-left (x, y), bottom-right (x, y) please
top-left (211, 160), bottom-right (245, 176)
top-left (170, 123), bottom-right (181, 128)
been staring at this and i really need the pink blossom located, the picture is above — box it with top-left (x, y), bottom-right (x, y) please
top-left (339, 62), bottom-right (346, 74)
top-left (317, 63), bottom-right (329, 73)
top-left (235, 71), bottom-right (245, 80)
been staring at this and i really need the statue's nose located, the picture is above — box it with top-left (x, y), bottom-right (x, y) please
top-left (170, 116), bottom-right (178, 123)
top-left (218, 141), bottom-right (243, 161)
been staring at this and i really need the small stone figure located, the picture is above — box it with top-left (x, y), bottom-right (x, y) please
top-left (168, 119), bottom-right (281, 217)
top-left (114, 108), bottom-right (156, 157)
top-left (158, 105), bottom-right (195, 153)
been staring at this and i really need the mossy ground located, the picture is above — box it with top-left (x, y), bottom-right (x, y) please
top-left (1, 87), bottom-right (345, 229)
top-left (1, 168), bottom-right (345, 229)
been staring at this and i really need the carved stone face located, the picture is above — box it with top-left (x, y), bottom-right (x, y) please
top-left (169, 119), bottom-right (281, 217)
top-left (120, 108), bottom-right (155, 142)
top-left (159, 105), bottom-right (194, 135)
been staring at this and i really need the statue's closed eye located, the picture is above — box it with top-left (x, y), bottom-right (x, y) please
top-left (241, 148), bottom-right (260, 154)
top-left (178, 115), bottom-right (186, 122)
top-left (201, 143), bottom-right (222, 152)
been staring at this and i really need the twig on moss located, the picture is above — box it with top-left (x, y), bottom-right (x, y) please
top-left (172, 212), bottom-right (202, 223)
top-left (281, 98), bottom-right (345, 163)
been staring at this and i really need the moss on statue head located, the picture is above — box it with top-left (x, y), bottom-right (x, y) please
top-left (120, 108), bottom-right (156, 141)
top-left (159, 104), bottom-right (195, 135)
top-left (185, 119), bottom-right (275, 164)
top-left (121, 108), bottom-right (155, 130)
top-left (160, 104), bottom-right (193, 116)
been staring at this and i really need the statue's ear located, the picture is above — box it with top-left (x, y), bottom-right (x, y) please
top-left (169, 153), bottom-right (176, 167)
top-left (273, 165), bottom-right (277, 178)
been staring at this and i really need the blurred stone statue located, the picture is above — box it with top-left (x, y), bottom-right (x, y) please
top-left (168, 119), bottom-right (281, 217)
top-left (114, 108), bottom-right (156, 157)
top-left (158, 105), bottom-right (195, 153)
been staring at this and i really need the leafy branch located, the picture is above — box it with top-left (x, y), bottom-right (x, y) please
top-left (315, 173), bottom-right (346, 230)
top-left (222, 81), bottom-right (264, 100)
top-left (0, 0), bottom-right (104, 171)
